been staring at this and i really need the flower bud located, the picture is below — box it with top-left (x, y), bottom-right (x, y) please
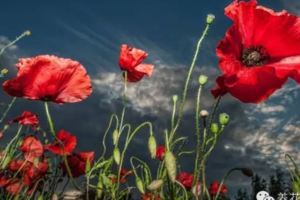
top-left (148, 135), bottom-right (157, 159)
top-left (192, 182), bottom-right (201, 197)
top-left (112, 129), bottom-right (119, 145)
top-left (0, 68), bottom-right (8, 75)
top-left (24, 30), bottom-right (31, 36)
top-left (164, 151), bottom-right (177, 182)
top-left (113, 147), bottom-right (121, 165)
top-left (172, 95), bottom-right (178, 103)
top-left (136, 177), bottom-right (145, 194)
top-left (240, 168), bottom-right (253, 177)
top-left (37, 195), bottom-right (44, 200)
top-left (200, 110), bottom-right (209, 118)
top-left (1, 155), bottom-right (11, 169)
top-left (219, 113), bottom-right (230, 125)
top-left (96, 179), bottom-right (104, 198)
top-left (206, 14), bottom-right (215, 24)
top-left (198, 75), bottom-right (208, 85)
top-left (210, 123), bottom-right (219, 134)
top-left (147, 179), bottom-right (164, 191)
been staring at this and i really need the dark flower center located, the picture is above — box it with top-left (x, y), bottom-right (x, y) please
top-left (241, 46), bottom-right (269, 67)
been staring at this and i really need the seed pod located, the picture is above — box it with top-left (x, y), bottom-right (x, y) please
top-left (136, 177), bottom-right (145, 194)
top-left (147, 179), bottom-right (163, 191)
top-left (210, 123), bottom-right (219, 134)
top-left (112, 129), bottom-right (119, 145)
top-left (148, 135), bottom-right (157, 159)
top-left (164, 151), bottom-right (176, 182)
top-left (219, 113), bottom-right (230, 126)
top-left (113, 147), bottom-right (121, 165)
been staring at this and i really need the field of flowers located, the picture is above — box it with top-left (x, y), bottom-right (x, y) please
top-left (1, 0), bottom-right (300, 199)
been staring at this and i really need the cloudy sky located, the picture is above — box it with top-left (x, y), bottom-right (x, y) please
top-left (1, 0), bottom-right (300, 197)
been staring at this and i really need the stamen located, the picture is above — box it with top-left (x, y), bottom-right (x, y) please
top-left (241, 46), bottom-right (269, 67)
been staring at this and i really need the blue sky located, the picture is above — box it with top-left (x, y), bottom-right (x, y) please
top-left (1, 0), bottom-right (300, 196)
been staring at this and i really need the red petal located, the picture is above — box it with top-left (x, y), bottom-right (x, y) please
top-left (119, 44), bottom-right (148, 70)
top-left (45, 130), bottom-right (77, 155)
top-left (20, 136), bottom-right (44, 162)
top-left (3, 55), bottom-right (92, 104)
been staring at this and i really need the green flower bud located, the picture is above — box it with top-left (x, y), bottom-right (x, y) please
top-left (112, 129), bottom-right (119, 145)
top-left (148, 135), bottom-right (157, 159)
top-left (219, 113), bottom-right (230, 125)
top-left (113, 147), bottom-right (121, 165)
top-left (96, 179), bottom-right (104, 198)
top-left (172, 95), bottom-right (178, 103)
top-left (164, 151), bottom-right (176, 182)
top-left (1, 68), bottom-right (8, 75)
top-left (198, 75), bottom-right (208, 85)
top-left (210, 123), bottom-right (219, 134)
top-left (293, 181), bottom-right (300, 193)
top-left (1, 155), bottom-right (12, 169)
top-left (147, 179), bottom-right (163, 191)
top-left (24, 30), bottom-right (31, 36)
top-left (206, 14), bottom-right (215, 24)
top-left (136, 177), bottom-right (145, 194)
top-left (85, 159), bottom-right (91, 174)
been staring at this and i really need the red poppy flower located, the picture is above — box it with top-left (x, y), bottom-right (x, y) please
top-left (22, 159), bottom-right (48, 186)
top-left (119, 44), bottom-right (154, 82)
top-left (156, 145), bottom-right (166, 161)
top-left (20, 136), bottom-right (44, 162)
top-left (212, 0), bottom-right (300, 103)
top-left (45, 130), bottom-right (77, 155)
top-left (11, 111), bottom-right (39, 127)
top-left (176, 172), bottom-right (194, 190)
top-left (5, 181), bottom-right (22, 195)
top-left (62, 151), bottom-right (94, 177)
top-left (3, 55), bottom-right (92, 104)
top-left (141, 193), bottom-right (161, 200)
top-left (209, 181), bottom-right (227, 196)
top-left (0, 174), bottom-right (10, 187)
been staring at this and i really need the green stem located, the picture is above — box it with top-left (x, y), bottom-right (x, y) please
top-left (193, 85), bottom-right (202, 186)
top-left (214, 168), bottom-right (238, 200)
top-left (44, 102), bottom-right (56, 137)
top-left (0, 97), bottom-right (16, 124)
top-left (0, 30), bottom-right (31, 57)
top-left (169, 22), bottom-right (211, 144)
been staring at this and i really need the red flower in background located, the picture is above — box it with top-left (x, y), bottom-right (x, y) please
top-left (156, 145), bottom-right (166, 161)
top-left (11, 111), bottom-right (39, 127)
top-left (20, 136), bottom-right (44, 162)
top-left (3, 55), bottom-right (92, 104)
top-left (141, 193), bottom-right (160, 200)
top-left (176, 172), bottom-right (194, 190)
top-left (212, 0), bottom-right (300, 103)
top-left (119, 44), bottom-right (154, 82)
top-left (45, 130), bottom-right (77, 155)
top-left (209, 181), bottom-right (227, 196)
top-left (62, 151), bottom-right (94, 177)
top-left (110, 168), bottom-right (133, 183)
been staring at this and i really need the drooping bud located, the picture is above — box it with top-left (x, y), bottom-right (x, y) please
top-left (198, 75), bottom-right (208, 85)
top-left (148, 135), bottom-right (157, 159)
top-left (219, 113), bottom-right (230, 126)
top-left (112, 129), bottom-right (119, 145)
top-left (206, 14), bottom-right (215, 24)
top-left (240, 168), bottom-right (254, 177)
top-left (113, 147), bottom-right (121, 165)
top-left (200, 110), bottom-right (209, 118)
top-left (136, 177), bottom-right (145, 194)
top-left (210, 123), bottom-right (219, 134)
top-left (147, 179), bottom-right (164, 191)
top-left (164, 151), bottom-right (177, 182)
